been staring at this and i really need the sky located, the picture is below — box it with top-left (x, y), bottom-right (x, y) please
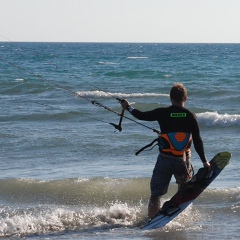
top-left (0, 0), bottom-right (240, 43)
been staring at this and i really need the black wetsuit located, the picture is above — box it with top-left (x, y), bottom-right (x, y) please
top-left (130, 105), bottom-right (207, 163)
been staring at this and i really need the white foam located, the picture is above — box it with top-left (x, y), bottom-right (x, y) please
top-left (15, 78), bottom-right (24, 82)
top-left (162, 204), bottom-right (203, 231)
top-left (74, 178), bottom-right (90, 183)
top-left (77, 90), bottom-right (168, 98)
top-left (91, 202), bottom-right (140, 226)
top-left (0, 207), bottom-right (71, 237)
top-left (98, 61), bottom-right (118, 65)
top-left (127, 57), bottom-right (148, 59)
top-left (0, 202), bottom-right (142, 237)
top-left (197, 112), bottom-right (240, 127)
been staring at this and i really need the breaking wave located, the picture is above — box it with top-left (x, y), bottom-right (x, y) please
top-left (76, 90), bottom-right (169, 98)
top-left (197, 112), bottom-right (240, 127)
top-left (0, 178), bottom-right (239, 237)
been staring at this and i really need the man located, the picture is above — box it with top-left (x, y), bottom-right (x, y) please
top-left (121, 83), bottom-right (211, 218)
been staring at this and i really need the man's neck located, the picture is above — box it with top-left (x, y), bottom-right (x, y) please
top-left (171, 100), bottom-right (185, 107)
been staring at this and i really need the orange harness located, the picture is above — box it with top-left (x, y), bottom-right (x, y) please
top-left (159, 132), bottom-right (192, 157)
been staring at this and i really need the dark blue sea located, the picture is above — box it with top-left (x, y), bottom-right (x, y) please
top-left (0, 42), bottom-right (239, 239)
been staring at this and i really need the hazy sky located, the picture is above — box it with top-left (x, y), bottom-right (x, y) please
top-left (0, 0), bottom-right (240, 43)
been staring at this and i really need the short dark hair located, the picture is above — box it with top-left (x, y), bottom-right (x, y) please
top-left (170, 83), bottom-right (187, 102)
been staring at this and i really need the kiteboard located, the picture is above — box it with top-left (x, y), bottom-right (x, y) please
top-left (143, 151), bottom-right (231, 230)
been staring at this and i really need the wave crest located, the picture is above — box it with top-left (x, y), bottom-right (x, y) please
top-left (77, 90), bottom-right (169, 98)
top-left (197, 112), bottom-right (240, 127)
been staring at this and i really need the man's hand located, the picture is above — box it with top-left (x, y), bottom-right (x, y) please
top-left (203, 161), bottom-right (211, 171)
top-left (120, 99), bottom-right (130, 110)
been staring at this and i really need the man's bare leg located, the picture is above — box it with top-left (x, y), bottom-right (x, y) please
top-left (148, 195), bottom-right (160, 218)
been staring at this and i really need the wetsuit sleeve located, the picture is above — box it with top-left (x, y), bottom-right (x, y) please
top-left (192, 118), bottom-right (207, 163)
top-left (129, 108), bottom-right (160, 121)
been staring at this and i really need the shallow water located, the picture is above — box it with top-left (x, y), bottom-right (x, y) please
top-left (0, 42), bottom-right (239, 239)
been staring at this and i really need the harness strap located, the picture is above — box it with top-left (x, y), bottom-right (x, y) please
top-left (135, 138), bottom-right (159, 156)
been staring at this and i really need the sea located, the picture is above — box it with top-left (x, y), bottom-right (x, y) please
top-left (0, 42), bottom-right (239, 239)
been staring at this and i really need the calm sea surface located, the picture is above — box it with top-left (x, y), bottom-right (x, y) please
top-left (0, 42), bottom-right (239, 239)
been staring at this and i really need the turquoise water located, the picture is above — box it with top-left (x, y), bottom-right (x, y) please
top-left (0, 42), bottom-right (239, 239)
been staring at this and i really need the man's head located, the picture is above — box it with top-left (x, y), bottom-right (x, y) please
top-left (170, 83), bottom-right (187, 104)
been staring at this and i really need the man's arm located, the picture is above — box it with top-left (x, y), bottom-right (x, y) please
top-left (192, 120), bottom-right (211, 170)
top-left (121, 99), bottom-right (158, 121)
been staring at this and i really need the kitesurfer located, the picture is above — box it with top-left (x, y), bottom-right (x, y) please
top-left (121, 83), bottom-right (211, 218)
